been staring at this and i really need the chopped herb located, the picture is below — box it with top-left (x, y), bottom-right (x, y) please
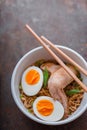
top-left (34, 59), bottom-right (45, 67)
top-left (20, 94), bottom-right (23, 99)
top-left (77, 72), bottom-right (83, 81)
top-left (66, 89), bottom-right (81, 96)
top-left (28, 109), bottom-right (32, 113)
top-left (43, 68), bottom-right (50, 88)
top-left (31, 101), bottom-right (34, 106)
top-left (19, 84), bottom-right (22, 89)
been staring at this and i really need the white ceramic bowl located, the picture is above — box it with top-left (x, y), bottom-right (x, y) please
top-left (11, 45), bottom-right (87, 125)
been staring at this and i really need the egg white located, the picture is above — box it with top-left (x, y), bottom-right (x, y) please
top-left (21, 66), bottom-right (43, 96)
top-left (33, 96), bottom-right (64, 121)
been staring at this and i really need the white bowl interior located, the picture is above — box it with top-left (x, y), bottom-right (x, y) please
top-left (11, 45), bottom-right (87, 125)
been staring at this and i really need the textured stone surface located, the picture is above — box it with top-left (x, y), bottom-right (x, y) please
top-left (0, 0), bottom-right (87, 130)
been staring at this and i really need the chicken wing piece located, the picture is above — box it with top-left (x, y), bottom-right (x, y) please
top-left (48, 65), bottom-right (77, 118)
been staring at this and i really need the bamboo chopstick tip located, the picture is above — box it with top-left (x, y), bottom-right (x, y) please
top-left (25, 24), bottom-right (29, 27)
top-left (25, 24), bottom-right (32, 30)
top-left (41, 36), bottom-right (44, 38)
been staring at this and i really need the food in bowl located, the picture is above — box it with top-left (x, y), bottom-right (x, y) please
top-left (11, 45), bottom-right (87, 125)
top-left (19, 59), bottom-right (84, 121)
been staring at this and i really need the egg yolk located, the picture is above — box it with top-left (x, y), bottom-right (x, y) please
top-left (25, 69), bottom-right (40, 85)
top-left (36, 100), bottom-right (54, 116)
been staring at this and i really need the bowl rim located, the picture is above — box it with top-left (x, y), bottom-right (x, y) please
top-left (11, 45), bottom-right (87, 125)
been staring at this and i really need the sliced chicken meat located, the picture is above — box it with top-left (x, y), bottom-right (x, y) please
top-left (40, 62), bottom-right (61, 74)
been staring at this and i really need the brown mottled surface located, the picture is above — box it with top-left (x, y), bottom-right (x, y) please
top-left (0, 0), bottom-right (87, 130)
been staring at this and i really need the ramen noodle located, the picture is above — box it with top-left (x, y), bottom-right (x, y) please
top-left (19, 60), bottom-right (84, 119)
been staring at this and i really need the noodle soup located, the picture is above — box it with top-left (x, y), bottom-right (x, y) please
top-left (11, 46), bottom-right (87, 125)
top-left (19, 59), bottom-right (84, 120)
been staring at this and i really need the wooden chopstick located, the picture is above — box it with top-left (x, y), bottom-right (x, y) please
top-left (25, 24), bottom-right (87, 92)
top-left (41, 36), bottom-right (87, 76)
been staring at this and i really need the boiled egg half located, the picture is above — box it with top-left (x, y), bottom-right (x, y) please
top-left (33, 96), bottom-right (64, 121)
top-left (21, 66), bottom-right (43, 96)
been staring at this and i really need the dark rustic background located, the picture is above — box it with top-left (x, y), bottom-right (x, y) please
top-left (0, 0), bottom-right (87, 130)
